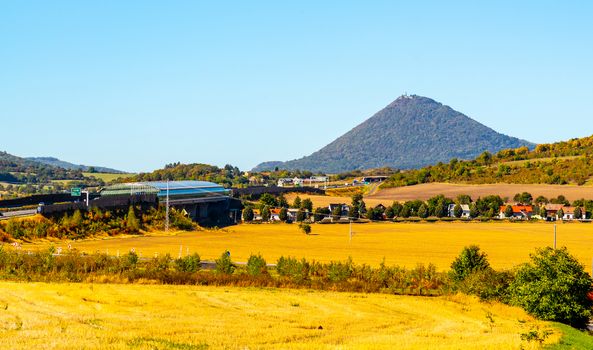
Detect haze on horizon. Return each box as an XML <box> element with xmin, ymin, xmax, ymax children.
<box><xmin>1</xmin><ymin>1</ymin><xmax>592</xmax><ymax>173</ymax></box>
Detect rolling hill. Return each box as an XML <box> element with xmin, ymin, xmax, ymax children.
<box><xmin>253</xmin><ymin>95</ymin><xmax>533</xmax><ymax>173</ymax></box>
<box><xmin>26</xmin><ymin>156</ymin><xmax>125</xmax><ymax>173</ymax></box>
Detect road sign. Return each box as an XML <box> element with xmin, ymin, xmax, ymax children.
<box><xmin>71</xmin><ymin>187</ymin><xmax>81</xmax><ymax>196</ymax></box>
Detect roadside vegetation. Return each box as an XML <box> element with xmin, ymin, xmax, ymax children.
<box><xmin>0</xmin><ymin>206</ymin><xmax>195</xmax><ymax>242</ymax></box>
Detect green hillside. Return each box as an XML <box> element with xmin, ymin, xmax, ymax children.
<box><xmin>382</xmin><ymin>135</ymin><xmax>593</xmax><ymax>188</ymax></box>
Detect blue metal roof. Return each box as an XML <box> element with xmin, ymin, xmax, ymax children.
<box><xmin>100</xmin><ymin>180</ymin><xmax>229</xmax><ymax>198</ymax></box>
<box><xmin>136</xmin><ymin>180</ymin><xmax>223</xmax><ymax>190</ymax></box>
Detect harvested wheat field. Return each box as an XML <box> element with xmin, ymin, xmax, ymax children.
<box><xmin>21</xmin><ymin>222</ymin><xmax>593</xmax><ymax>271</ymax></box>
<box><xmin>0</xmin><ymin>282</ymin><xmax>558</xmax><ymax>349</ymax></box>
<box><xmin>369</xmin><ymin>183</ymin><xmax>593</xmax><ymax>202</ymax></box>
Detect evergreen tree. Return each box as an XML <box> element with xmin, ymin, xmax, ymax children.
<box><xmin>126</xmin><ymin>206</ymin><xmax>140</xmax><ymax>231</ymax></box>
<box><xmin>242</xmin><ymin>206</ymin><xmax>254</xmax><ymax>222</ymax></box>
<box><xmin>292</xmin><ymin>196</ymin><xmax>301</xmax><ymax>209</ymax></box>
<box><xmin>261</xmin><ymin>205</ymin><xmax>271</xmax><ymax>222</ymax></box>
<box><xmin>418</xmin><ymin>204</ymin><xmax>429</xmax><ymax>218</ymax></box>
<box><xmin>279</xmin><ymin>207</ymin><xmax>288</xmax><ymax>221</ymax></box>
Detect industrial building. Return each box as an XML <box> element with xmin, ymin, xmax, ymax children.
<box><xmin>100</xmin><ymin>180</ymin><xmax>241</xmax><ymax>225</ymax></box>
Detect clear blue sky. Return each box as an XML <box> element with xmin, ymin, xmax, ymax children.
<box><xmin>1</xmin><ymin>1</ymin><xmax>592</xmax><ymax>173</ymax></box>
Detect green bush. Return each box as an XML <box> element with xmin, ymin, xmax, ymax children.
<box><xmin>246</xmin><ymin>254</ymin><xmax>267</xmax><ymax>276</ymax></box>
<box><xmin>276</xmin><ymin>256</ymin><xmax>310</xmax><ymax>283</ymax></box>
<box><xmin>509</xmin><ymin>247</ymin><xmax>593</xmax><ymax>328</ymax></box>
<box><xmin>456</xmin><ymin>268</ymin><xmax>514</xmax><ymax>302</ymax></box>
<box><xmin>175</xmin><ymin>253</ymin><xmax>201</xmax><ymax>273</ymax></box>
<box><xmin>215</xmin><ymin>251</ymin><xmax>235</xmax><ymax>275</ymax></box>
<box><xmin>450</xmin><ymin>245</ymin><xmax>490</xmax><ymax>282</ymax></box>
<box><xmin>327</xmin><ymin>257</ymin><xmax>354</xmax><ymax>283</ymax></box>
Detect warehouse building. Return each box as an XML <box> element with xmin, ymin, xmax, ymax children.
<box><xmin>101</xmin><ymin>180</ymin><xmax>241</xmax><ymax>225</ymax></box>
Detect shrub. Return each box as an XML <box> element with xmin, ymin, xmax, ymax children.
<box><xmin>299</xmin><ymin>223</ymin><xmax>311</xmax><ymax>235</ymax></box>
<box><xmin>327</xmin><ymin>257</ymin><xmax>354</xmax><ymax>283</ymax></box>
<box><xmin>456</xmin><ymin>268</ymin><xmax>514</xmax><ymax>302</ymax></box>
<box><xmin>450</xmin><ymin>245</ymin><xmax>490</xmax><ymax>282</ymax></box>
<box><xmin>246</xmin><ymin>254</ymin><xmax>267</xmax><ymax>276</ymax></box>
<box><xmin>276</xmin><ymin>256</ymin><xmax>310</xmax><ymax>283</ymax></box>
<box><xmin>509</xmin><ymin>247</ymin><xmax>593</xmax><ymax>328</ymax></box>
<box><xmin>215</xmin><ymin>251</ymin><xmax>235</xmax><ymax>274</ymax></box>
<box><xmin>175</xmin><ymin>253</ymin><xmax>201</xmax><ymax>273</ymax></box>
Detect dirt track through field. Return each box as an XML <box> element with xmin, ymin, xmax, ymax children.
<box><xmin>371</xmin><ymin>183</ymin><xmax>593</xmax><ymax>202</ymax></box>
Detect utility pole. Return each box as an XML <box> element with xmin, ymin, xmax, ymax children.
<box><xmin>349</xmin><ymin>219</ymin><xmax>353</xmax><ymax>243</ymax></box>
<box><xmin>165</xmin><ymin>180</ymin><xmax>170</xmax><ymax>232</ymax></box>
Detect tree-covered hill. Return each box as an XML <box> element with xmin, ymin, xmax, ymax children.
<box><xmin>253</xmin><ymin>95</ymin><xmax>533</xmax><ymax>173</ymax></box>
<box><xmin>0</xmin><ymin>151</ymin><xmax>84</xmax><ymax>183</ymax></box>
<box><xmin>381</xmin><ymin>135</ymin><xmax>593</xmax><ymax>188</ymax></box>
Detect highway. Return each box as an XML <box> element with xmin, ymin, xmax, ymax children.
<box><xmin>0</xmin><ymin>209</ymin><xmax>37</xmax><ymax>221</ymax></box>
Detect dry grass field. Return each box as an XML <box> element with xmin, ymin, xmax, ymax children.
<box><xmin>370</xmin><ymin>182</ymin><xmax>593</xmax><ymax>202</ymax></box>
<box><xmin>21</xmin><ymin>222</ymin><xmax>593</xmax><ymax>271</ymax></box>
<box><xmin>82</xmin><ymin>172</ymin><xmax>135</xmax><ymax>182</ymax></box>
<box><xmin>0</xmin><ymin>282</ymin><xmax>559</xmax><ymax>349</ymax></box>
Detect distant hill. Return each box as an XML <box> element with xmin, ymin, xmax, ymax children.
<box><xmin>0</xmin><ymin>151</ymin><xmax>84</xmax><ymax>183</ymax></box>
<box><xmin>26</xmin><ymin>157</ymin><xmax>125</xmax><ymax>174</ymax></box>
<box><xmin>253</xmin><ymin>95</ymin><xmax>533</xmax><ymax>173</ymax></box>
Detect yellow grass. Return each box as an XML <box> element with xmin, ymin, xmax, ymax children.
<box><xmin>82</xmin><ymin>172</ymin><xmax>135</xmax><ymax>182</ymax></box>
<box><xmin>21</xmin><ymin>222</ymin><xmax>593</xmax><ymax>271</ymax></box>
<box><xmin>0</xmin><ymin>282</ymin><xmax>558</xmax><ymax>349</ymax></box>
<box><xmin>371</xmin><ymin>182</ymin><xmax>593</xmax><ymax>202</ymax></box>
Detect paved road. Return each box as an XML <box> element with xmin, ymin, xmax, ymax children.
<box><xmin>0</xmin><ymin>209</ymin><xmax>37</xmax><ymax>220</ymax></box>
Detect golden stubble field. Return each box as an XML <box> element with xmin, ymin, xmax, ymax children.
<box><xmin>21</xmin><ymin>222</ymin><xmax>593</xmax><ymax>271</ymax></box>
<box><xmin>369</xmin><ymin>182</ymin><xmax>593</xmax><ymax>202</ymax></box>
<box><xmin>0</xmin><ymin>282</ymin><xmax>558</xmax><ymax>349</ymax></box>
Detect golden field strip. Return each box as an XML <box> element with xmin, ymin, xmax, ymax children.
<box><xmin>20</xmin><ymin>222</ymin><xmax>593</xmax><ymax>271</ymax></box>
<box><xmin>369</xmin><ymin>182</ymin><xmax>593</xmax><ymax>202</ymax></box>
<box><xmin>0</xmin><ymin>282</ymin><xmax>558</xmax><ymax>349</ymax></box>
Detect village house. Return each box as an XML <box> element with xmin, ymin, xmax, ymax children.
<box><xmin>543</xmin><ymin>204</ymin><xmax>585</xmax><ymax>221</ymax></box>
<box><xmin>447</xmin><ymin>204</ymin><xmax>471</xmax><ymax>218</ymax></box>
<box><xmin>328</xmin><ymin>203</ymin><xmax>350</xmax><ymax>221</ymax></box>
<box><xmin>270</xmin><ymin>208</ymin><xmax>282</xmax><ymax>221</ymax></box>
<box><xmin>498</xmin><ymin>205</ymin><xmax>534</xmax><ymax>220</ymax></box>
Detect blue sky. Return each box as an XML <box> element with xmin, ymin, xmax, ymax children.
<box><xmin>1</xmin><ymin>1</ymin><xmax>592</xmax><ymax>172</ymax></box>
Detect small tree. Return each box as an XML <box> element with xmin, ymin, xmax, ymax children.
<box><xmin>574</xmin><ymin>207</ymin><xmax>583</xmax><ymax>220</ymax></box>
<box><xmin>126</xmin><ymin>206</ymin><xmax>140</xmax><ymax>231</ymax></box>
<box><xmin>279</xmin><ymin>207</ymin><xmax>288</xmax><ymax>222</ymax></box>
<box><xmin>557</xmin><ymin>208</ymin><xmax>564</xmax><ymax>220</ymax></box>
<box><xmin>71</xmin><ymin>210</ymin><xmax>83</xmax><ymax>227</ymax></box>
<box><xmin>504</xmin><ymin>205</ymin><xmax>514</xmax><ymax>218</ymax></box>
<box><xmin>277</xmin><ymin>194</ymin><xmax>289</xmax><ymax>208</ymax></box>
<box><xmin>301</xmin><ymin>198</ymin><xmax>313</xmax><ymax>212</ymax></box>
<box><xmin>215</xmin><ymin>251</ymin><xmax>235</xmax><ymax>274</ymax></box>
<box><xmin>296</xmin><ymin>209</ymin><xmax>306</xmax><ymax>222</ymax></box>
<box><xmin>292</xmin><ymin>196</ymin><xmax>302</xmax><ymax>209</ymax></box>
<box><xmin>242</xmin><ymin>206</ymin><xmax>254</xmax><ymax>222</ymax></box>
<box><xmin>454</xmin><ymin>203</ymin><xmax>463</xmax><ymax>218</ymax></box>
<box><xmin>246</xmin><ymin>254</ymin><xmax>268</xmax><ymax>276</ymax></box>
<box><xmin>450</xmin><ymin>245</ymin><xmax>490</xmax><ymax>282</ymax></box>
<box><xmin>469</xmin><ymin>203</ymin><xmax>479</xmax><ymax>218</ymax></box>
<box><xmin>418</xmin><ymin>204</ymin><xmax>429</xmax><ymax>218</ymax></box>
<box><xmin>299</xmin><ymin>223</ymin><xmax>312</xmax><ymax>235</ymax></box>
<box><xmin>261</xmin><ymin>205</ymin><xmax>271</xmax><ymax>222</ymax></box>
<box><xmin>509</xmin><ymin>247</ymin><xmax>593</xmax><ymax>328</ymax></box>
